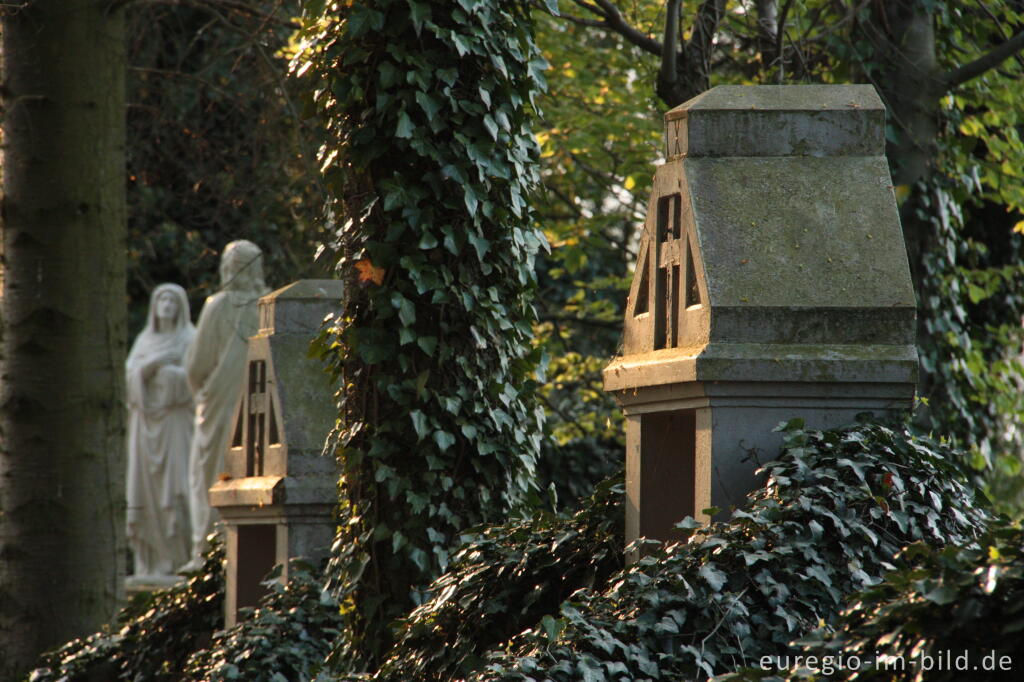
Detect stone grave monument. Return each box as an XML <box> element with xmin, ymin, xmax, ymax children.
<box><xmin>603</xmin><ymin>85</ymin><xmax>918</xmax><ymax>553</ymax></box>
<box><xmin>209</xmin><ymin>279</ymin><xmax>342</xmax><ymax>626</ymax></box>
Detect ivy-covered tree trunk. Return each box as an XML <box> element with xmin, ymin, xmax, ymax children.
<box><xmin>295</xmin><ymin>0</ymin><xmax>547</xmax><ymax>667</ymax></box>
<box><xmin>0</xmin><ymin>1</ymin><xmax>127</xmax><ymax>678</ymax></box>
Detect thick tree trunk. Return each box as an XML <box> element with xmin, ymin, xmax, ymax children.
<box><xmin>875</xmin><ymin>6</ymin><xmax>941</xmax><ymax>187</ymax></box>
<box><xmin>862</xmin><ymin>1</ymin><xmax>944</xmax><ymax>286</ymax></box>
<box><xmin>0</xmin><ymin>1</ymin><xmax>127</xmax><ymax>678</ymax></box>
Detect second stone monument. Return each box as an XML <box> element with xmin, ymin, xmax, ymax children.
<box><xmin>209</xmin><ymin>279</ymin><xmax>342</xmax><ymax>626</ymax></box>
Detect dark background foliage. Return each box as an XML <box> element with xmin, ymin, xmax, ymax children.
<box><xmin>125</xmin><ymin>0</ymin><xmax>326</xmax><ymax>331</ymax></box>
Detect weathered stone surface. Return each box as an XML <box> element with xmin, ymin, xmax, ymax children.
<box><xmin>665</xmin><ymin>84</ymin><xmax>884</xmax><ymax>158</ymax></box>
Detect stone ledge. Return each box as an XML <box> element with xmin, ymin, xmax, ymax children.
<box><xmin>603</xmin><ymin>342</ymin><xmax>918</xmax><ymax>391</ymax></box>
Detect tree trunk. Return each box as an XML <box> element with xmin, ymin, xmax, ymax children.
<box><xmin>0</xmin><ymin>1</ymin><xmax>127</xmax><ymax>678</ymax></box>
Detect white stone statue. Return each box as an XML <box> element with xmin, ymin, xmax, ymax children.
<box><xmin>126</xmin><ymin>283</ymin><xmax>196</xmax><ymax>579</ymax></box>
<box><xmin>183</xmin><ymin>240</ymin><xmax>269</xmax><ymax>567</ymax></box>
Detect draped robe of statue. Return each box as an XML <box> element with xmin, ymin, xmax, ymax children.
<box><xmin>126</xmin><ymin>283</ymin><xmax>196</xmax><ymax>578</ymax></box>
<box><xmin>184</xmin><ymin>240</ymin><xmax>269</xmax><ymax>565</ymax></box>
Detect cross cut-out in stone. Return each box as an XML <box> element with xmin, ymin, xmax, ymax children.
<box><xmin>246</xmin><ymin>359</ymin><xmax>268</xmax><ymax>476</ymax></box>
<box><xmin>654</xmin><ymin>193</ymin><xmax>684</xmax><ymax>349</ymax></box>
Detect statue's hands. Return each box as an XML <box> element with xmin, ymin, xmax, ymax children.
<box><xmin>142</xmin><ymin>351</ymin><xmax>179</xmax><ymax>380</ymax></box>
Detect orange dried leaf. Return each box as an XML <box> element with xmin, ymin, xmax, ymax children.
<box><xmin>356</xmin><ymin>258</ymin><xmax>385</xmax><ymax>286</ymax></box>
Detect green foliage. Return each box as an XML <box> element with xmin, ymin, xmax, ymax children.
<box><xmin>474</xmin><ymin>420</ymin><xmax>991</xmax><ymax>681</ymax></box>
<box><xmin>28</xmin><ymin>539</ymin><xmax>224</xmax><ymax>682</ymax></box>
<box><xmin>911</xmin><ymin>178</ymin><xmax>1024</xmax><ymax>515</ymax></box>
<box><xmin>183</xmin><ymin>561</ymin><xmax>343</xmax><ymax>682</ymax></box>
<box><xmin>722</xmin><ymin>522</ymin><xmax>1024</xmax><ymax>681</ymax></box>
<box><xmin>125</xmin><ymin>0</ymin><xmax>325</xmax><ymax>329</ymax></box>
<box><xmin>293</xmin><ymin>0</ymin><xmax>548</xmax><ymax>665</ymax></box>
<box><xmin>530</xmin><ymin>9</ymin><xmax>662</xmax><ymax>508</ymax></box>
<box><xmin>371</xmin><ymin>476</ymin><xmax>624</xmax><ymax>681</ymax></box>
<box><xmin>906</xmin><ymin>4</ymin><xmax>1024</xmax><ymax>515</ymax></box>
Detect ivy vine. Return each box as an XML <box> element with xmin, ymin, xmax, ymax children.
<box><xmin>373</xmin><ymin>476</ymin><xmax>624</xmax><ymax>681</ymax></box>
<box><xmin>293</xmin><ymin>0</ymin><xmax>551</xmax><ymax>665</ymax></box>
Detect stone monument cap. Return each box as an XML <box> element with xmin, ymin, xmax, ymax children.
<box><xmin>664</xmin><ymin>84</ymin><xmax>885</xmax><ymax>158</ymax></box>
<box><xmin>258</xmin><ymin>279</ymin><xmax>345</xmax><ymax>335</ymax></box>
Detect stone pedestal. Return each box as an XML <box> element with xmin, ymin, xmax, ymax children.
<box><xmin>603</xmin><ymin>85</ymin><xmax>917</xmax><ymax>556</ymax></box>
<box><xmin>209</xmin><ymin>279</ymin><xmax>342</xmax><ymax>626</ymax></box>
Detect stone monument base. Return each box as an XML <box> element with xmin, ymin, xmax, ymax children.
<box><xmin>125</xmin><ymin>573</ymin><xmax>184</xmax><ymax>597</ymax></box>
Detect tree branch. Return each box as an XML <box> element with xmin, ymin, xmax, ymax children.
<box><xmin>943</xmin><ymin>29</ymin><xmax>1024</xmax><ymax>90</ymax></box>
<box><xmin>555</xmin><ymin>10</ymin><xmax>606</xmax><ymax>29</ymax></box>
<box><xmin>774</xmin><ymin>0</ymin><xmax>794</xmax><ymax>81</ymax></box>
<box><xmin>659</xmin><ymin>0</ymin><xmax>683</xmax><ymax>91</ymax></box>
<box><xmin>688</xmin><ymin>0</ymin><xmax>727</xmax><ymax>66</ymax></box>
<box><xmin>570</xmin><ymin>0</ymin><xmax>663</xmax><ymax>56</ymax></box>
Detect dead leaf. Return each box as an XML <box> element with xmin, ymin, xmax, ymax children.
<box><xmin>355</xmin><ymin>258</ymin><xmax>385</xmax><ymax>286</ymax></box>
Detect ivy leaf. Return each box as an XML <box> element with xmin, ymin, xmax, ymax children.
<box><xmin>416</xmin><ymin>91</ymin><xmax>442</xmax><ymax>120</ymax></box>
<box><xmin>433</xmin><ymin>430</ymin><xmax>456</xmax><ymax>452</ymax></box>
<box><xmin>418</xmin><ymin>232</ymin><xmax>438</xmax><ymax>249</ymax></box>
<box><xmin>396</xmin><ymin>111</ymin><xmax>415</xmax><ymax>138</ymax></box>
<box><xmin>923</xmin><ymin>584</ymin><xmax>959</xmax><ymax>605</ymax></box>
<box><xmin>391</xmin><ymin>292</ymin><xmax>416</xmax><ymax>325</ymax></box>
<box><xmin>417</xmin><ymin>335</ymin><xmax>437</xmax><ymax>356</ymax></box>
<box><xmin>450</xmin><ymin>31</ymin><xmax>471</xmax><ymax>57</ymax></box>
<box><xmin>482</xmin><ymin>114</ymin><xmax>498</xmax><ymax>140</ymax></box>
<box><xmin>699</xmin><ymin>562</ymin><xmax>727</xmax><ymax>592</ymax></box>
<box><xmin>463</xmin><ymin>186</ymin><xmax>479</xmax><ymax>214</ymax></box>
<box><xmin>410</xmin><ymin>410</ymin><xmax>429</xmax><ymax>440</ymax></box>
<box><xmin>541</xmin><ymin>614</ymin><xmax>564</xmax><ymax>641</ymax></box>
<box><xmin>468</xmin><ymin>232</ymin><xmax>490</xmax><ymax>259</ymax></box>
<box><xmin>408</xmin><ymin>0</ymin><xmax>431</xmax><ymax>36</ymax></box>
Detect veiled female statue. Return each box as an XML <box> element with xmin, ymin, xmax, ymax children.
<box><xmin>126</xmin><ymin>283</ymin><xmax>196</xmax><ymax>578</ymax></box>
<box><xmin>183</xmin><ymin>239</ymin><xmax>269</xmax><ymax>568</ymax></box>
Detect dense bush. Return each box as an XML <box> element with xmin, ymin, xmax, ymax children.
<box><xmin>29</xmin><ymin>539</ymin><xmax>224</xmax><ymax>681</ymax></box>
<box><xmin>368</xmin><ymin>476</ymin><xmax>624</xmax><ymax>681</ymax></box>
<box><xmin>722</xmin><ymin>522</ymin><xmax>1024</xmax><ymax>681</ymax></box>
<box><xmin>472</xmin><ymin>420</ymin><xmax>992</xmax><ymax>681</ymax></box>
<box><xmin>183</xmin><ymin>561</ymin><xmax>342</xmax><ymax>682</ymax></box>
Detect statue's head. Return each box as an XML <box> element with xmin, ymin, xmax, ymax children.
<box><xmin>149</xmin><ymin>282</ymin><xmax>191</xmax><ymax>334</ymax></box>
<box><xmin>219</xmin><ymin>239</ymin><xmax>266</xmax><ymax>293</ymax></box>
